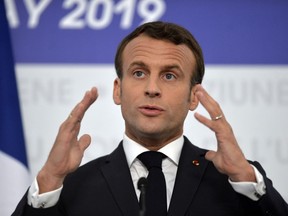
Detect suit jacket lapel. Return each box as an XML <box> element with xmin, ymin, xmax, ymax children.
<box><xmin>101</xmin><ymin>143</ymin><xmax>140</xmax><ymax>216</ymax></box>
<box><xmin>168</xmin><ymin>137</ymin><xmax>209</xmax><ymax>215</ymax></box>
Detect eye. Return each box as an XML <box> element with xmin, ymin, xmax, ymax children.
<box><xmin>133</xmin><ymin>71</ymin><xmax>145</xmax><ymax>78</ymax></box>
<box><xmin>163</xmin><ymin>73</ymin><xmax>176</xmax><ymax>81</ymax></box>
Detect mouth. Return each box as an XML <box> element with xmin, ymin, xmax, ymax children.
<box><xmin>138</xmin><ymin>105</ymin><xmax>164</xmax><ymax>116</ymax></box>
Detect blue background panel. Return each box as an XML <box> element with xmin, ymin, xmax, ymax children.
<box><xmin>8</xmin><ymin>0</ymin><xmax>288</xmax><ymax>64</ymax></box>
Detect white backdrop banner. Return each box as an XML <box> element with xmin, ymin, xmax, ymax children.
<box><xmin>16</xmin><ymin>64</ymin><xmax>288</xmax><ymax>201</ymax></box>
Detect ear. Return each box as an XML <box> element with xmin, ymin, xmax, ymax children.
<box><xmin>189</xmin><ymin>85</ymin><xmax>199</xmax><ymax>111</ymax></box>
<box><xmin>113</xmin><ymin>78</ymin><xmax>121</xmax><ymax>105</ymax></box>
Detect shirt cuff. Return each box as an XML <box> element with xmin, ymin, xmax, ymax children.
<box><xmin>229</xmin><ymin>165</ymin><xmax>266</xmax><ymax>201</ymax></box>
<box><xmin>27</xmin><ymin>177</ymin><xmax>63</xmax><ymax>208</ymax></box>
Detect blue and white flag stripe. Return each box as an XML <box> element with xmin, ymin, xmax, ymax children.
<box><xmin>0</xmin><ymin>1</ymin><xmax>30</xmax><ymax>215</ymax></box>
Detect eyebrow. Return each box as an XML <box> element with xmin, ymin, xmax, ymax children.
<box><xmin>160</xmin><ymin>64</ymin><xmax>182</xmax><ymax>72</ymax></box>
<box><xmin>128</xmin><ymin>61</ymin><xmax>182</xmax><ymax>73</ymax></box>
<box><xmin>128</xmin><ymin>61</ymin><xmax>149</xmax><ymax>70</ymax></box>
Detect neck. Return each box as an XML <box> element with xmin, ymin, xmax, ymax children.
<box><xmin>125</xmin><ymin>131</ymin><xmax>182</xmax><ymax>151</ymax></box>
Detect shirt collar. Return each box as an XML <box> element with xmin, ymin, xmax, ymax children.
<box><xmin>123</xmin><ymin>133</ymin><xmax>184</xmax><ymax>167</ymax></box>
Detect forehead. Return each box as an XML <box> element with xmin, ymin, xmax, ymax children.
<box><xmin>122</xmin><ymin>35</ymin><xmax>196</xmax><ymax>72</ymax></box>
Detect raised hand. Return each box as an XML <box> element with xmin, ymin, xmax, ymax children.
<box><xmin>193</xmin><ymin>84</ymin><xmax>256</xmax><ymax>183</ymax></box>
<box><xmin>37</xmin><ymin>87</ymin><xmax>98</xmax><ymax>193</ymax></box>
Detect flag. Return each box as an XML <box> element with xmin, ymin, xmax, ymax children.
<box><xmin>0</xmin><ymin>1</ymin><xmax>30</xmax><ymax>215</ymax></box>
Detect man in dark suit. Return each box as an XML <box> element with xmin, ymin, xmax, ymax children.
<box><xmin>12</xmin><ymin>21</ymin><xmax>288</xmax><ymax>216</ymax></box>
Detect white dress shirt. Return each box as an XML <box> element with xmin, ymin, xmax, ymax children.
<box><xmin>123</xmin><ymin>134</ymin><xmax>183</xmax><ymax>208</ymax></box>
<box><xmin>28</xmin><ymin>134</ymin><xmax>266</xmax><ymax>208</ymax></box>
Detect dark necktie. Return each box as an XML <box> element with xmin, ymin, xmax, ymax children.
<box><xmin>137</xmin><ymin>151</ymin><xmax>167</xmax><ymax>216</ymax></box>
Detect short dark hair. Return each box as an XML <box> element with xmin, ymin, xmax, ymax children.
<box><xmin>114</xmin><ymin>21</ymin><xmax>205</xmax><ymax>86</ymax></box>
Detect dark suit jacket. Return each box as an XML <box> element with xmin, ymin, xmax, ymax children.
<box><xmin>12</xmin><ymin>137</ymin><xmax>288</xmax><ymax>216</ymax></box>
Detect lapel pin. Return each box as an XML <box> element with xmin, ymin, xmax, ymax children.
<box><xmin>192</xmin><ymin>160</ymin><xmax>200</xmax><ymax>166</ymax></box>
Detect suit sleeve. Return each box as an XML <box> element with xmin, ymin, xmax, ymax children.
<box><xmin>11</xmin><ymin>189</ymin><xmax>63</xmax><ymax>216</ymax></box>
<box><xmin>252</xmin><ymin>161</ymin><xmax>288</xmax><ymax>216</ymax></box>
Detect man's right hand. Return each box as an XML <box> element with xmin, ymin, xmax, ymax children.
<box><xmin>37</xmin><ymin>87</ymin><xmax>98</xmax><ymax>194</ymax></box>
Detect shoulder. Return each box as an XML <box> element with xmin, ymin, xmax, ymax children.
<box><xmin>64</xmin><ymin>142</ymin><xmax>125</xmax><ymax>184</ymax></box>
<box><xmin>63</xmin><ymin>155</ymin><xmax>109</xmax><ymax>188</ymax></box>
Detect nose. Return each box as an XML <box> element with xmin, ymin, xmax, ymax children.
<box><xmin>145</xmin><ymin>77</ymin><xmax>161</xmax><ymax>98</ymax></box>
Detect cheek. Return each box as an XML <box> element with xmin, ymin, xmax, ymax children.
<box><xmin>120</xmin><ymin>98</ymin><xmax>139</xmax><ymax>124</ymax></box>
<box><xmin>168</xmin><ymin>92</ymin><xmax>191</xmax><ymax>115</ymax></box>
<box><xmin>121</xmin><ymin>82</ymin><xmax>142</xmax><ymax>101</ymax></box>
<box><xmin>171</xmin><ymin>89</ymin><xmax>191</xmax><ymax>105</ymax></box>
<box><xmin>119</xmin><ymin>90</ymin><xmax>138</xmax><ymax>114</ymax></box>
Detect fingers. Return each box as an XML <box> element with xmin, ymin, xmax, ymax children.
<box><xmin>193</xmin><ymin>85</ymin><xmax>225</xmax><ymax>131</ymax></box>
<box><xmin>194</xmin><ymin>84</ymin><xmax>223</xmax><ymax>119</ymax></box>
<box><xmin>68</xmin><ymin>87</ymin><xmax>98</xmax><ymax>124</ymax></box>
<box><xmin>55</xmin><ymin>87</ymin><xmax>98</xmax><ymax>150</ymax></box>
<box><xmin>66</xmin><ymin>87</ymin><xmax>98</xmax><ymax>142</ymax></box>
<box><xmin>61</xmin><ymin>87</ymin><xmax>98</xmax><ymax>132</ymax></box>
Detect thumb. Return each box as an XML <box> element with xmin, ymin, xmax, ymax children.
<box><xmin>205</xmin><ymin>150</ymin><xmax>216</xmax><ymax>161</ymax></box>
<box><xmin>78</xmin><ymin>134</ymin><xmax>91</xmax><ymax>151</ymax></box>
